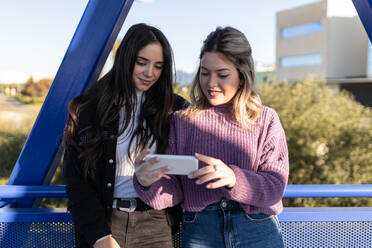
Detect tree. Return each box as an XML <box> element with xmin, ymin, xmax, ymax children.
<box><xmin>259</xmin><ymin>78</ymin><xmax>372</xmax><ymax>207</ymax></box>
<box><xmin>21</xmin><ymin>78</ymin><xmax>53</xmax><ymax>97</ymax></box>
<box><xmin>21</xmin><ymin>76</ymin><xmax>35</xmax><ymax>96</ymax></box>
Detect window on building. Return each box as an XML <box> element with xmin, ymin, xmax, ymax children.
<box><xmin>280</xmin><ymin>54</ymin><xmax>322</xmax><ymax>67</ymax></box>
<box><xmin>367</xmin><ymin>41</ymin><xmax>372</xmax><ymax>77</ymax></box>
<box><xmin>281</xmin><ymin>22</ymin><xmax>322</xmax><ymax>39</ymax></box>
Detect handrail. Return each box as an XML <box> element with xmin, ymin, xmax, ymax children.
<box><xmin>284</xmin><ymin>184</ymin><xmax>372</xmax><ymax>198</ymax></box>
<box><xmin>0</xmin><ymin>185</ymin><xmax>66</xmax><ymax>198</ymax></box>
<box><xmin>1</xmin><ymin>184</ymin><xmax>372</xmax><ymax>199</ymax></box>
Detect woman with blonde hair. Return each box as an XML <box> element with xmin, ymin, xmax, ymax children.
<box><xmin>134</xmin><ymin>26</ymin><xmax>289</xmax><ymax>248</ymax></box>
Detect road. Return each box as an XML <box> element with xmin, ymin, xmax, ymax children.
<box><xmin>0</xmin><ymin>94</ymin><xmax>39</xmax><ymax>126</ymax></box>
<box><xmin>0</xmin><ymin>94</ymin><xmax>36</xmax><ymax>112</ymax></box>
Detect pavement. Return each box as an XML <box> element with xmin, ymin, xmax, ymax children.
<box><xmin>0</xmin><ymin>94</ymin><xmax>35</xmax><ymax>112</ymax></box>
<box><xmin>0</xmin><ymin>95</ymin><xmax>39</xmax><ymax>125</ymax></box>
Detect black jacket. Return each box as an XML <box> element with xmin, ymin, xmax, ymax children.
<box><xmin>63</xmin><ymin>94</ymin><xmax>188</xmax><ymax>247</ymax></box>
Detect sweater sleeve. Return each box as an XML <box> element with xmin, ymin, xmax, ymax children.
<box><xmin>134</xmin><ymin>114</ymin><xmax>183</xmax><ymax>209</ymax></box>
<box><xmin>221</xmin><ymin>110</ymin><xmax>289</xmax><ymax>207</ymax></box>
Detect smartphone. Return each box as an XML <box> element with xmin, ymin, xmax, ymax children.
<box><xmin>145</xmin><ymin>154</ymin><xmax>198</xmax><ymax>175</ymax></box>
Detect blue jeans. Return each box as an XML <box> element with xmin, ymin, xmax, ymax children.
<box><xmin>182</xmin><ymin>199</ymin><xmax>284</xmax><ymax>248</ymax></box>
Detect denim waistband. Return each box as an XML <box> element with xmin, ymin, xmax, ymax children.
<box><xmin>203</xmin><ymin>199</ymin><xmax>241</xmax><ymax>211</ymax></box>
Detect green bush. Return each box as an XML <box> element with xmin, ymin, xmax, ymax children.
<box><xmin>13</xmin><ymin>95</ymin><xmax>43</xmax><ymax>105</ymax></box>
<box><xmin>0</xmin><ymin>132</ymin><xmax>27</xmax><ymax>185</ymax></box>
<box><xmin>0</xmin><ymin>113</ymin><xmax>34</xmax><ymax>184</ymax></box>
<box><xmin>0</xmin><ymin>105</ymin><xmax>66</xmax><ymax>207</ymax></box>
<box><xmin>259</xmin><ymin>78</ymin><xmax>372</xmax><ymax>207</ymax></box>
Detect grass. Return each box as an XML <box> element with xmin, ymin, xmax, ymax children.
<box><xmin>0</xmin><ymin>110</ymin><xmax>36</xmax><ymax>183</ymax></box>
<box><xmin>13</xmin><ymin>95</ymin><xmax>44</xmax><ymax>106</ymax></box>
<box><xmin>0</xmin><ymin>100</ymin><xmax>67</xmax><ymax>207</ymax></box>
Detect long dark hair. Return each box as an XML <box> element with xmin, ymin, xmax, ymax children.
<box><xmin>184</xmin><ymin>26</ymin><xmax>262</xmax><ymax>128</ymax></box>
<box><xmin>65</xmin><ymin>23</ymin><xmax>174</xmax><ymax>180</ymax></box>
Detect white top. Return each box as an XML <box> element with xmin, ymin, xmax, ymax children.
<box><xmin>113</xmin><ymin>90</ymin><xmax>156</xmax><ymax>198</ymax></box>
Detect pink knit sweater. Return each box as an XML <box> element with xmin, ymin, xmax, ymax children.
<box><xmin>134</xmin><ymin>104</ymin><xmax>289</xmax><ymax>215</ymax></box>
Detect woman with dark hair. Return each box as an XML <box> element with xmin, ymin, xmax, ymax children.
<box><xmin>63</xmin><ymin>23</ymin><xmax>187</xmax><ymax>248</ymax></box>
<box><xmin>134</xmin><ymin>26</ymin><xmax>289</xmax><ymax>248</ymax></box>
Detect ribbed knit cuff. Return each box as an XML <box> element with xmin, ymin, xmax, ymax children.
<box><xmin>137</xmin><ymin>181</ymin><xmax>150</xmax><ymax>191</ymax></box>
<box><xmin>221</xmin><ymin>164</ymin><xmax>252</xmax><ymax>202</ymax></box>
<box><xmin>133</xmin><ymin>175</ymin><xmax>153</xmax><ymax>194</ymax></box>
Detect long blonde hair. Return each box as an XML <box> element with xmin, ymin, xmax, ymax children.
<box><xmin>183</xmin><ymin>26</ymin><xmax>262</xmax><ymax>129</ymax></box>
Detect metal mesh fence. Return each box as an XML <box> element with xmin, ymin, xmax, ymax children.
<box><xmin>1</xmin><ymin>221</ymin><xmax>371</xmax><ymax>247</ymax></box>
<box><xmin>281</xmin><ymin>221</ymin><xmax>372</xmax><ymax>248</ymax></box>
<box><xmin>0</xmin><ymin>222</ymin><xmax>74</xmax><ymax>248</ymax></box>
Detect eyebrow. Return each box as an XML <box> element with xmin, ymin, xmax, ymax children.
<box><xmin>200</xmin><ymin>66</ymin><xmax>231</xmax><ymax>72</ymax></box>
<box><xmin>137</xmin><ymin>56</ymin><xmax>164</xmax><ymax>64</ymax></box>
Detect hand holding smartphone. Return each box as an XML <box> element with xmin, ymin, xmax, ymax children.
<box><xmin>145</xmin><ymin>154</ymin><xmax>198</xmax><ymax>175</ymax></box>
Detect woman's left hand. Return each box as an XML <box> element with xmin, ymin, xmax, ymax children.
<box><xmin>189</xmin><ymin>153</ymin><xmax>236</xmax><ymax>189</ymax></box>
<box><xmin>134</xmin><ymin>149</ymin><xmax>170</xmax><ymax>187</ymax></box>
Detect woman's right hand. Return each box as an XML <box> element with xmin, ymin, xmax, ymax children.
<box><xmin>134</xmin><ymin>149</ymin><xmax>170</xmax><ymax>187</ymax></box>
<box><xmin>93</xmin><ymin>236</ymin><xmax>120</xmax><ymax>248</ymax></box>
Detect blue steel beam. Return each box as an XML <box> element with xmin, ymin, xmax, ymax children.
<box><xmin>4</xmin><ymin>0</ymin><xmax>134</xmax><ymax>207</ymax></box>
<box><xmin>353</xmin><ymin>0</ymin><xmax>372</xmax><ymax>41</ymax></box>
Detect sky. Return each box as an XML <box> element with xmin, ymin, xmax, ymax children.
<box><xmin>0</xmin><ymin>0</ymin><xmax>319</xmax><ymax>84</ymax></box>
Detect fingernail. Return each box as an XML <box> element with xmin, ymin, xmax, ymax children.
<box><xmin>195</xmin><ymin>153</ymin><xmax>199</xmax><ymax>156</ymax></box>
<box><xmin>188</xmin><ymin>173</ymin><xmax>193</xmax><ymax>178</ymax></box>
<box><xmin>195</xmin><ymin>180</ymin><xmax>200</xmax><ymax>184</ymax></box>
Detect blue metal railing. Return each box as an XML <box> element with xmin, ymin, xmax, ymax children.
<box><xmin>2</xmin><ymin>184</ymin><xmax>371</xmax><ymax>222</ymax></box>
<box><xmin>2</xmin><ymin>184</ymin><xmax>372</xmax><ymax>199</ymax></box>
<box><xmin>1</xmin><ymin>184</ymin><xmax>372</xmax><ymax>223</ymax></box>
<box><xmin>0</xmin><ymin>185</ymin><xmax>67</xmax><ymax>199</ymax></box>
<box><xmin>1</xmin><ymin>184</ymin><xmax>371</xmax><ymax>247</ymax></box>
<box><xmin>284</xmin><ymin>184</ymin><xmax>372</xmax><ymax>198</ymax></box>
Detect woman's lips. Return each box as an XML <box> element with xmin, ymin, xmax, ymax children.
<box><xmin>208</xmin><ymin>90</ymin><xmax>222</xmax><ymax>97</ymax></box>
<box><xmin>140</xmin><ymin>79</ymin><xmax>153</xmax><ymax>86</ymax></box>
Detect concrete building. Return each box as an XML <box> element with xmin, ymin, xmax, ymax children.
<box><xmin>275</xmin><ymin>0</ymin><xmax>372</xmax><ymax>106</ymax></box>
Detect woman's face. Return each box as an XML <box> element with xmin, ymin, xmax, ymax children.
<box><xmin>199</xmin><ymin>52</ymin><xmax>241</xmax><ymax>106</ymax></box>
<box><xmin>132</xmin><ymin>42</ymin><xmax>164</xmax><ymax>92</ymax></box>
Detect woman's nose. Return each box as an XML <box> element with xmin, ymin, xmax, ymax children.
<box><xmin>143</xmin><ymin>65</ymin><xmax>153</xmax><ymax>77</ymax></box>
<box><xmin>207</xmin><ymin>74</ymin><xmax>218</xmax><ymax>87</ymax></box>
